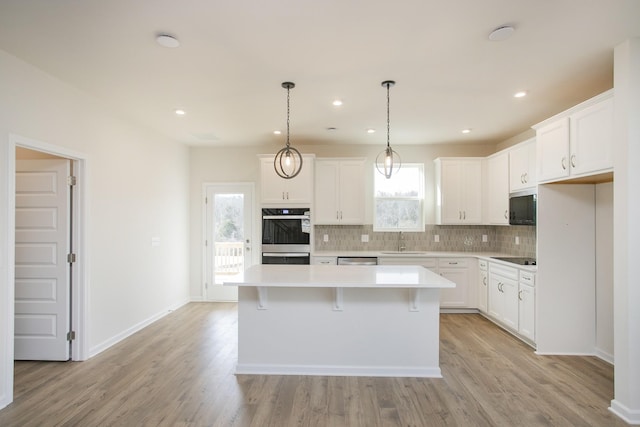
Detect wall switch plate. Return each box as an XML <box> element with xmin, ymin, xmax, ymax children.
<box><xmin>482</xmin><ymin>234</ymin><xmax>488</xmax><ymax>243</ymax></box>
<box><xmin>515</xmin><ymin>236</ymin><xmax>520</xmax><ymax>245</ymax></box>
<box><xmin>434</xmin><ymin>234</ymin><xmax>440</xmax><ymax>243</ymax></box>
<box><xmin>323</xmin><ymin>234</ymin><xmax>329</xmax><ymax>242</ymax></box>
<box><xmin>361</xmin><ymin>234</ymin><xmax>369</xmax><ymax>243</ymax></box>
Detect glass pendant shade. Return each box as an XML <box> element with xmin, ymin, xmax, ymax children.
<box><xmin>376</xmin><ymin>145</ymin><xmax>401</xmax><ymax>179</ymax></box>
<box><xmin>274</xmin><ymin>81</ymin><xmax>303</xmax><ymax>179</ymax></box>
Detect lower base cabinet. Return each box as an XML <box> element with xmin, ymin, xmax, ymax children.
<box><xmin>478</xmin><ymin>259</ymin><xmax>488</xmax><ymax>313</ymax></box>
<box><xmin>488</xmin><ymin>263</ymin><xmax>519</xmax><ymax>331</ymax></box>
<box><xmin>378</xmin><ymin>257</ymin><xmax>474</xmax><ymax>309</ymax></box>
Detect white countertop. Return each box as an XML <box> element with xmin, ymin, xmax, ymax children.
<box><xmin>312</xmin><ymin>251</ymin><xmax>537</xmax><ymax>271</ymax></box>
<box><xmin>228</xmin><ymin>264</ymin><xmax>456</xmax><ymax>289</ymax></box>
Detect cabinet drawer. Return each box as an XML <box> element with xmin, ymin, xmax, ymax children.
<box><xmin>489</xmin><ymin>262</ymin><xmax>518</xmax><ymax>280</ymax></box>
<box><xmin>439</xmin><ymin>258</ymin><xmax>468</xmax><ymax>268</ymax></box>
<box><xmin>519</xmin><ymin>270</ymin><xmax>535</xmax><ymax>286</ymax></box>
<box><xmin>478</xmin><ymin>259</ymin><xmax>488</xmax><ymax>271</ymax></box>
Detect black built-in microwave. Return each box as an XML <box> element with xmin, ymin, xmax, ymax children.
<box><xmin>509</xmin><ymin>190</ymin><xmax>536</xmax><ymax>226</ymax></box>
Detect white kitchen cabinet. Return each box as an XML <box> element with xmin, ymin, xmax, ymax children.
<box><xmin>478</xmin><ymin>259</ymin><xmax>488</xmax><ymax>314</ymax></box>
<box><xmin>260</xmin><ymin>155</ymin><xmax>314</xmax><ymax>205</ymax></box>
<box><xmin>488</xmin><ymin>262</ymin><xmax>518</xmax><ymax>331</ymax></box>
<box><xmin>518</xmin><ymin>272</ymin><xmax>535</xmax><ymax>342</ymax></box>
<box><xmin>314</xmin><ymin>159</ymin><xmax>365</xmax><ymax>224</ymax></box>
<box><xmin>434</xmin><ymin>158</ymin><xmax>482</xmax><ymax>224</ymax></box>
<box><xmin>534</xmin><ymin>90</ymin><xmax>613</xmax><ymax>184</ymax></box>
<box><xmin>378</xmin><ymin>256</ymin><xmax>473</xmax><ymax>309</ymax></box>
<box><xmin>311</xmin><ymin>256</ymin><xmax>337</xmax><ymax>265</ymax></box>
<box><xmin>486</xmin><ymin>152</ymin><xmax>509</xmax><ymax>225</ymax></box>
<box><xmin>509</xmin><ymin>138</ymin><xmax>536</xmax><ymax>192</ymax></box>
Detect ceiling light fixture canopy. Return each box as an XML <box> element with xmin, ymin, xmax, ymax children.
<box><xmin>376</xmin><ymin>80</ymin><xmax>401</xmax><ymax>179</ymax></box>
<box><xmin>274</xmin><ymin>82</ymin><xmax>303</xmax><ymax>179</ymax></box>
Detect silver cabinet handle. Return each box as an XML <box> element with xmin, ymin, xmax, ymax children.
<box><xmin>521</xmin><ymin>173</ymin><xmax>525</xmax><ymax>184</ymax></box>
<box><xmin>561</xmin><ymin>157</ymin><xmax>567</xmax><ymax>170</ymax></box>
<box><xmin>482</xmin><ymin>276</ymin><xmax>487</xmax><ymax>286</ymax></box>
<box><xmin>504</xmin><ymin>209</ymin><xmax>508</xmax><ymax>219</ymax></box>
<box><xmin>523</xmin><ymin>172</ymin><xmax>528</xmax><ymax>183</ymax></box>
<box><xmin>459</xmin><ymin>211</ymin><xmax>462</xmax><ymax>220</ymax></box>
<box><xmin>518</xmin><ymin>290</ymin><xmax>523</xmax><ymax>301</ymax></box>
<box><xmin>463</xmin><ymin>211</ymin><xmax>466</xmax><ymax>220</ymax></box>
<box><xmin>336</xmin><ymin>211</ymin><xmax>339</xmax><ymax>220</ymax></box>
<box><xmin>571</xmin><ymin>154</ymin><xmax>576</xmax><ymax>168</ymax></box>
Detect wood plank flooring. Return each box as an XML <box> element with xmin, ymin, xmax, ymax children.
<box><xmin>0</xmin><ymin>303</ymin><xmax>626</xmax><ymax>426</ymax></box>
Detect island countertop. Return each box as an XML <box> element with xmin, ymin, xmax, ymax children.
<box><xmin>230</xmin><ymin>264</ymin><xmax>456</xmax><ymax>289</ymax></box>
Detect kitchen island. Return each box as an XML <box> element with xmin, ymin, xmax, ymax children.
<box><xmin>227</xmin><ymin>264</ymin><xmax>455</xmax><ymax>377</ymax></box>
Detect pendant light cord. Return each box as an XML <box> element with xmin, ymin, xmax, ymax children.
<box><xmin>286</xmin><ymin>85</ymin><xmax>291</xmax><ymax>148</ymax></box>
<box><xmin>386</xmin><ymin>82</ymin><xmax>391</xmax><ymax>149</ymax></box>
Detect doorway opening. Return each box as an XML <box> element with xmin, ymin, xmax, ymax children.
<box><xmin>12</xmin><ymin>136</ymin><xmax>87</xmax><ymax>362</ymax></box>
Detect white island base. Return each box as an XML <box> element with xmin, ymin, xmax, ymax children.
<box><xmin>230</xmin><ymin>265</ymin><xmax>455</xmax><ymax>378</ymax></box>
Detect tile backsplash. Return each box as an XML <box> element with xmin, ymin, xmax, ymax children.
<box><xmin>314</xmin><ymin>224</ymin><xmax>536</xmax><ymax>257</ymax></box>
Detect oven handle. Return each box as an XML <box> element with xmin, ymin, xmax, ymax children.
<box><xmin>262</xmin><ymin>252</ymin><xmax>310</xmax><ymax>257</ymax></box>
<box><xmin>262</xmin><ymin>215</ymin><xmax>310</xmax><ymax>220</ymax></box>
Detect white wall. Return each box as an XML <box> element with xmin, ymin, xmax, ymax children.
<box><xmin>595</xmin><ymin>182</ymin><xmax>614</xmax><ymax>361</ymax></box>
<box><xmin>188</xmin><ymin>142</ymin><xmax>495</xmax><ymax>299</ymax></box>
<box><xmin>0</xmin><ymin>49</ymin><xmax>190</xmax><ymax>408</ymax></box>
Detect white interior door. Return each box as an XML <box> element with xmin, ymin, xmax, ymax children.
<box><xmin>15</xmin><ymin>159</ymin><xmax>71</xmax><ymax>360</ymax></box>
<box><xmin>205</xmin><ymin>183</ymin><xmax>253</xmax><ymax>301</ymax></box>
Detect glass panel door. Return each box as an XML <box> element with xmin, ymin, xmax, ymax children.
<box><xmin>205</xmin><ymin>183</ymin><xmax>253</xmax><ymax>301</ymax></box>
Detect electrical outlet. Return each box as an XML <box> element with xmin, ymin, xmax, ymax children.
<box><xmin>361</xmin><ymin>234</ymin><xmax>369</xmax><ymax>243</ymax></box>
<box><xmin>515</xmin><ymin>236</ymin><xmax>520</xmax><ymax>245</ymax></box>
<box><xmin>323</xmin><ymin>234</ymin><xmax>329</xmax><ymax>242</ymax></box>
<box><xmin>434</xmin><ymin>234</ymin><xmax>440</xmax><ymax>243</ymax></box>
<box><xmin>482</xmin><ymin>234</ymin><xmax>488</xmax><ymax>243</ymax></box>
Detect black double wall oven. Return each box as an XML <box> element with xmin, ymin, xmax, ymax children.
<box><xmin>261</xmin><ymin>208</ymin><xmax>310</xmax><ymax>264</ymax></box>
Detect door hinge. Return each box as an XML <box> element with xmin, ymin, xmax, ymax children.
<box><xmin>67</xmin><ymin>331</ymin><xmax>76</xmax><ymax>341</ymax></box>
<box><xmin>67</xmin><ymin>253</ymin><xmax>77</xmax><ymax>263</ymax></box>
<box><xmin>67</xmin><ymin>176</ymin><xmax>77</xmax><ymax>186</ymax></box>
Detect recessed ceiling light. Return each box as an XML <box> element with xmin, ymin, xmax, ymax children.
<box><xmin>326</xmin><ymin>127</ymin><xmax>337</xmax><ymax>131</ymax></box>
<box><xmin>367</xmin><ymin>129</ymin><xmax>376</xmax><ymax>134</ymax></box>
<box><xmin>514</xmin><ymin>90</ymin><xmax>528</xmax><ymax>98</ymax></box>
<box><xmin>462</xmin><ymin>128</ymin><xmax>472</xmax><ymax>134</ymax></box>
<box><xmin>174</xmin><ymin>109</ymin><xmax>186</xmax><ymax>116</ymax></box>
<box><xmin>488</xmin><ymin>25</ymin><xmax>515</xmax><ymax>42</ymax></box>
<box><xmin>156</xmin><ymin>34</ymin><xmax>180</xmax><ymax>48</ymax></box>
<box><xmin>332</xmin><ymin>100</ymin><xmax>343</xmax><ymax>106</ymax></box>
<box><xmin>273</xmin><ymin>130</ymin><xmax>282</xmax><ymax>135</ymax></box>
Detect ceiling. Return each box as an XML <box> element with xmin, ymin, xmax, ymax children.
<box><xmin>1</xmin><ymin>1</ymin><xmax>639</xmax><ymax>148</ymax></box>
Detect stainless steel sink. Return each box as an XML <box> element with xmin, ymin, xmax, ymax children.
<box><xmin>380</xmin><ymin>251</ymin><xmax>428</xmax><ymax>255</ymax></box>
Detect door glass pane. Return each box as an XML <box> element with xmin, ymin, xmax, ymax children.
<box><xmin>213</xmin><ymin>193</ymin><xmax>244</xmax><ymax>284</ymax></box>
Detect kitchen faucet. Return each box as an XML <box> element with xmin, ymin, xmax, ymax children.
<box><xmin>398</xmin><ymin>231</ymin><xmax>406</xmax><ymax>252</ymax></box>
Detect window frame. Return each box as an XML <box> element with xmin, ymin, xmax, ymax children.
<box><xmin>372</xmin><ymin>163</ymin><xmax>425</xmax><ymax>232</ymax></box>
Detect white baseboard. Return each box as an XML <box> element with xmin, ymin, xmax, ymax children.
<box><xmin>235</xmin><ymin>363</ymin><xmax>443</xmax><ymax>378</ymax></box>
<box><xmin>88</xmin><ymin>298</ymin><xmax>189</xmax><ymax>358</ymax></box>
<box><xmin>594</xmin><ymin>347</ymin><xmax>614</xmax><ymax>365</ymax></box>
<box><xmin>609</xmin><ymin>399</ymin><xmax>640</xmax><ymax>424</ymax></box>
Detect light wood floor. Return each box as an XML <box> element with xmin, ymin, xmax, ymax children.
<box><xmin>0</xmin><ymin>303</ymin><xmax>626</xmax><ymax>426</ymax></box>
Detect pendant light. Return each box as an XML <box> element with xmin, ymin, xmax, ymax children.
<box><xmin>274</xmin><ymin>81</ymin><xmax>303</xmax><ymax>179</ymax></box>
<box><xmin>376</xmin><ymin>80</ymin><xmax>401</xmax><ymax>179</ymax></box>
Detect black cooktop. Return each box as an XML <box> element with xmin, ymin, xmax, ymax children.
<box><xmin>491</xmin><ymin>257</ymin><xmax>537</xmax><ymax>266</ymax></box>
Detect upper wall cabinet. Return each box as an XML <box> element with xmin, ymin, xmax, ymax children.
<box><xmin>534</xmin><ymin>90</ymin><xmax>613</xmax><ymax>184</ymax></box>
<box><xmin>314</xmin><ymin>158</ymin><xmax>365</xmax><ymax>224</ymax></box>
<box><xmin>434</xmin><ymin>158</ymin><xmax>483</xmax><ymax>225</ymax></box>
<box><xmin>260</xmin><ymin>155</ymin><xmax>314</xmax><ymax>205</ymax></box>
<box><xmin>486</xmin><ymin>152</ymin><xmax>509</xmax><ymax>225</ymax></box>
<box><xmin>509</xmin><ymin>138</ymin><xmax>536</xmax><ymax>192</ymax></box>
